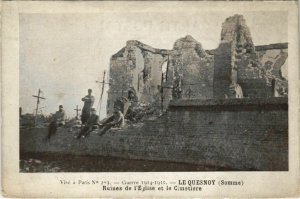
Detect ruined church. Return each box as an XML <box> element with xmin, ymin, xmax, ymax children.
<box><xmin>20</xmin><ymin>14</ymin><xmax>289</xmax><ymax>171</ymax></box>
<box><xmin>107</xmin><ymin>14</ymin><xmax>288</xmax><ymax>115</ymax></box>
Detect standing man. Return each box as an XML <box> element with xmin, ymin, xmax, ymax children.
<box><xmin>81</xmin><ymin>89</ymin><xmax>95</xmax><ymax>124</ymax></box>
<box><xmin>46</xmin><ymin>105</ymin><xmax>66</xmax><ymax>140</ymax></box>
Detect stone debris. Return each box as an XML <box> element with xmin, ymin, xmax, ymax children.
<box><xmin>125</xmin><ymin>103</ymin><xmax>160</xmax><ymax>124</ymax></box>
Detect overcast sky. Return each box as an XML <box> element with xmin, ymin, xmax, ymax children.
<box><xmin>19</xmin><ymin>11</ymin><xmax>287</xmax><ymax>118</ymax></box>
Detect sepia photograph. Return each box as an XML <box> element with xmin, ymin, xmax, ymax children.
<box><xmin>2</xmin><ymin>1</ymin><xmax>299</xmax><ymax>198</ymax></box>
<box><xmin>19</xmin><ymin>11</ymin><xmax>288</xmax><ymax>172</ymax></box>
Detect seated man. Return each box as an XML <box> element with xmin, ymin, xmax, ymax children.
<box><xmin>76</xmin><ymin>108</ymin><xmax>99</xmax><ymax>139</ymax></box>
<box><xmin>113</xmin><ymin>96</ymin><xmax>130</xmax><ymax>116</ymax></box>
<box><xmin>98</xmin><ymin>108</ymin><xmax>124</xmax><ymax>136</ymax></box>
<box><xmin>46</xmin><ymin>105</ymin><xmax>66</xmax><ymax>140</ymax></box>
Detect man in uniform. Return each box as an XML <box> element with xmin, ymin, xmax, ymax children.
<box><xmin>81</xmin><ymin>89</ymin><xmax>95</xmax><ymax>124</ymax></box>
<box><xmin>46</xmin><ymin>105</ymin><xmax>66</xmax><ymax>140</ymax></box>
<box><xmin>76</xmin><ymin>108</ymin><xmax>99</xmax><ymax>139</ymax></box>
<box><xmin>98</xmin><ymin>107</ymin><xmax>124</xmax><ymax>136</ymax></box>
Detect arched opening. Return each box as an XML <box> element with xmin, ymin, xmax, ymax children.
<box><xmin>159</xmin><ymin>56</ymin><xmax>171</xmax><ymax>112</ymax></box>
<box><xmin>161</xmin><ymin>60</ymin><xmax>168</xmax><ymax>83</ymax></box>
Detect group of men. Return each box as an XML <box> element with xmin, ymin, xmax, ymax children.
<box><xmin>46</xmin><ymin>89</ymin><xmax>125</xmax><ymax>140</ymax></box>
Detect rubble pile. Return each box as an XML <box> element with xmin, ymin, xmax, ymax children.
<box><xmin>125</xmin><ymin>102</ymin><xmax>161</xmax><ymax>124</ymax></box>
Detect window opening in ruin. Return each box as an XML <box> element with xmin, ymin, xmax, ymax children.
<box><xmin>161</xmin><ymin>60</ymin><xmax>168</xmax><ymax>83</ymax></box>
<box><xmin>271</xmin><ymin>78</ymin><xmax>276</xmax><ymax>97</ymax></box>
<box><xmin>159</xmin><ymin>57</ymin><xmax>170</xmax><ymax>113</ymax></box>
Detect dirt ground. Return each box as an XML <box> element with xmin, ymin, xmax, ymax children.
<box><xmin>20</xmin><ymin>152</ymin><xmax>240</xmax><ymax>172</ymax></box>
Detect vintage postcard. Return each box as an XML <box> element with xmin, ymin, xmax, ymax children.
<box><xmin>1</xmin><ymin>1</ymin><xmax>299</xmax><ymax>198</ymax></box>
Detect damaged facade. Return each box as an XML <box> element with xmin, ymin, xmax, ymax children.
<box><xmin>107</xmin><ymin>14</ymin><xmax>288</xmax><ymax>115</ymax></box>
<box><xmin>20</xmin><ymin>14</ymin><xmax>289</xmax><ymax>171</ymax></box>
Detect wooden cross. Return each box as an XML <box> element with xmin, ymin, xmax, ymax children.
<box><xmin>32</xmin><ymin>88</ymin><xmax>46</xmax><ymax>126</ymax></box>
<box><xmin>74</xmin><ymin>105</ymin><xmax>81</xmax><ymax>119</ymax></box>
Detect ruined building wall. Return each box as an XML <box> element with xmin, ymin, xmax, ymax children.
<box><xmin>108</xmin><ymin>35</ymin><xmax>215</xmax><ymax>114</ymax></box>
<box><xmin>236</xmin><ymin>44</ymin><xmax>288</xmax><ymax>98</ymax></box>
<box><xmin>107</xmin><ymin>41</ymin><xmax>167</xmax><ymax>115</ymax></box>
<box><xmin>107</xmin><ymin>56</ymin><xmax>127</xmax><ymax>115</ymax></box>
<box><xmin>255</xmin><ymin>44</ymin><xmax>288</xmax><ymax>97</ymax></box>
<box><xmin>213</xmin><ymin>42</ymin><xmax>233</xmax><ymax>98</ymax></box>
<box><xmin>212</xmin><ymin>14</ymin><xmax>288</xmax><ymax>99</ymax></box>
<box><xmin>214</xmin><ymin>14</ymin><xmax>255</xmax><ymax>99</ymax></box>
<box><xmin>169</xmin><ymin>35</ymin><xmax>214</xmax><ymax>99</ymax></box>
<box><xmin>107</xmin><ymin>14</ymin><xmax>288</xmax><ymax>114</ymax></box>
<box><xmin>139</xmin><ymin>50</ymin><xmax>167</xmax><ymax>105</ymax></box>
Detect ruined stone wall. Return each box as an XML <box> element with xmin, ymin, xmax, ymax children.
<box><xmin>214</xmin><ymin>14</ymin><xmax>256</xmax><ymax>99</ymax></box>
<box><xmin>108</xmin><ymin>35</ymin><xmax>215</xmax><ymax>114</ymax></box>
<box><xmin>236</xmin><ymin>45</ymin><xmax>288</xmax><ymax>98</ymax></box>
<box><xmin>21</xmin><ymin>98</ymin><xmax>288</xmax><ymax>171</ymax></box>
<box><xmin>139</xmin><ymin>51</ymin><xmax>166</xmax><ymax>106</ymax></box>
<box><xmin>107</xmin><ymin>57</ymin><xmax>127</xmax><ymax>115</ymax></box>
<box><xmin>107</xmin><ymin>41</ymin><xmax>167</xmax><ymax>115</ymax></box>
<box><xmin>107</xmin><ymin>14</ymin><xmax>288</xmax><ymax>113</ymax></box>
<box><xmin>212</xmin><ymin>15</ymin><xmax>288</xmax><ymax>99</ymax></box>
<box><xmin>169</xmin><ymin>35</ymin><xmax>214</xmax><ymax>99</ymax></box>
<box><xmin>255</xmin><ymin>44</ymin><xmax>288</xmax><ymax>96</ymax></box>
<box><xmin>235</xmin><ymin>53</ymin><xmax>273</xmax><ymax>98</ymax></box>
<box><xmin>213</xmin><ymin>43</ymin><xmax>232</xmax><ymax>98</ymax></box>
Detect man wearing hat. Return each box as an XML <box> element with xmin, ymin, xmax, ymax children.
<box><xmin>46</xmin><ymin>105</ymin><xmax>66</xmax><ymax>140</ymax></box>
<box><xmin>76</xmin><ymin>107</ymin><xmax>99</xmax><ymax>139</ymax></box>
<box><xmin>81</xmin><ymin>89</ymin><xmax>95</xmax><ymax>124</ymax></box>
